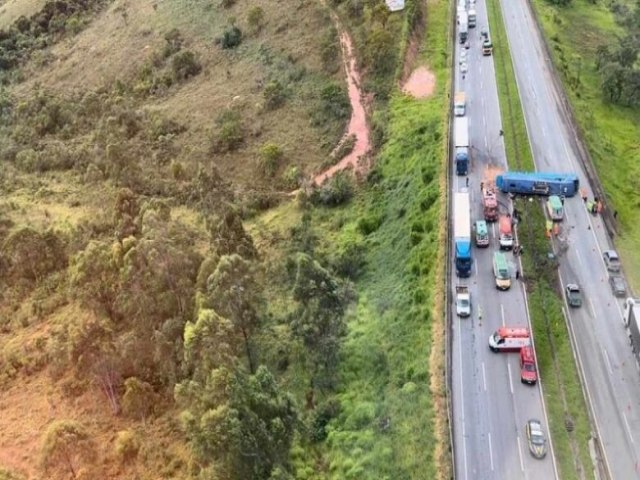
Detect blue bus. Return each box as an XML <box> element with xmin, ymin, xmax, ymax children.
<box><xmin>496</xmin><ymin>172</ymin><xmax>579</xmax><ymax>197</ymax></box>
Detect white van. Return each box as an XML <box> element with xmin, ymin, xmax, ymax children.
<box><xmin>489</xmin><ymin>327</ymin><xmax>530</xmax><ymax>352</ymax></box>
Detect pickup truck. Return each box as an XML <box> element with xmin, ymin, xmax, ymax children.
<box><xmin>455</xmin><ymin>285</ymin><xmax>471</xmax><ymax>317</ymax></box>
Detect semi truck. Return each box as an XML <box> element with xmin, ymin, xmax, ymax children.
<box><xmin>454</xmin><ymin>117</ymin><xmax>469</xmax><ymax>176</ymax></box>
<box><xmin>624</xmin><ymin>298</ymin><xmax>640</xmax><ymax>366</ymax></box>
<box><xmin>496</xmin><ymin>172</ymin><xmax>580</xmax><ymax>197</ymax></box>
<box><xmin>454</xmin><ymin>92</ymin><xmax>466</xmax><ymax>116</ymax></box>
<box><xmin>454</xmin><ymin>192</ymin><xmax>472</xmax><ymax>277</ymax></box>
<box><xmin>468</xmin><ymin>8</ymin><xmax>477</xmax><ymax>27</ymax></box>
<box><xmin>459</xmin><ymin>12</ymin><xmax>468</xmax><ymax>43</ymax></box>
<box><xmin>482</xmin><ymin>183</ymin><xmax>499</xmax><ymax>221</ymax></box>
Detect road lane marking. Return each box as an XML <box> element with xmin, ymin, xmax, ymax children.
<box><xmin>508</xmin><ymin>362</ymin><xmax>514</xmax><ymax>394</ymax></box>
<box><xmin>623</xmin><ymin>411</ymin><xmax>635</xmax><ymax>444</ymax></box>
<box><xmin>589</xmin><ymin>299</ymin><xmax>596</xmax><ymax>318</ymax></box>
<box><xmin>484</xmin><ymin>135</ymin><xmax>488</xmax><ymax>149</ymax></box>
<box><xmin>603</xmin><ymin>348</ymin><xmax>613</xmax><ymax>375</ymax></box>
<box><xmin>456</xmin><ymin>297</ymin><xmax>469</xmax><ymax>480</ymax></box>
<box><xmin>575</xmin><ymin>248</ymin><xmax>584</xmax><ymax>268</ymax></box>
<box><xmin>488</xmin><ymin>432</ymin><xmax>495</xmax><ymax>471</ymax></box>
<box><xmin>501</xmin><ymin>304</ymin><xmax>505</xmax><ymax>326</ymax></box>
<box><xmin>517</xmin><ymin>436</ymin><xmax>525</xmax><ymax>472</ymax></box>
<box><xmin>482</xmin><ymin>362</ymin><xmax>487</xmax><ymax>392</ymax></box>
<box><xmin>474</xmin><ymin>260</ymin><xmax>478</xmax><ymax>277</ymax></box>
<box><xmin>483</xmin><ymin>114</ymin><xmax>487</xmax><ymax>127</ymax></box>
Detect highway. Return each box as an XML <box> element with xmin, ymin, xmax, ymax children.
<box><xmin>449</xmin><ymin>0</ymin><xmax>557</xmax><ymax>477</ymax></box>
<box><xmin>500</xmin><ymin>0</ymin><xmax>640</xmax><ymax>477</ymax></box>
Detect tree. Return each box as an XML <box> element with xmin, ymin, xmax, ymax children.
<box><xmin>601</xmin><ymin>62</ymin><xmax>625</xmax><ymax>103</ymax></box>
<box><xmin>209</xmin><ymin>208</ymin><xmax>257</xmax><ymax>259</ymax></box>
<box><xmin>41</xmin><ymin>420</ymin><xmax>96</xmax><ymax>479</ymax></box>
<box><xmin>365</xmin><ymin>27</ymin><xmax>395</xmax><ymax>76</ymax></box>
<box><xmin>177</xmin><ymin>367</ymin><xmax>296</xmax><ymax>480</ymax></box>
<box><xmin>2</xmin><ymin>227</ymin><xmax>67</xmax><ymax>282</ymax></box>
<box><xmin>122</xmin><ymin>377</ymin><xmax>157</xmax><ymax>420</ymax></box>
<box><xmin>290</xmin><ymin>253</ymin><xmax>350</xmax><ymax>390</ymax></box>
<box><xmin>371</xmin><ymin>2</ymin><xmax>390</xmax><ymax>28</ymax></box>
<box><xmin>205</xmin><ymin>254</ymin><xmax>261</xmax><ymax>373</ymax></box>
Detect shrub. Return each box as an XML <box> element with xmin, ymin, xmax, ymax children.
<box><xmin>332</xmin><ymin>134</ymin><xmax>356</xmax><ymax>161</ymax></box>
<box><xmin>282</xmin><ymin>165</ymin><xmax>303</xmax><ymax>189</ymax></box>
<box><xmin>163</xmin><ymin>28</ymin><xmax>183</xmax><ymax>58</ymax></box>
<box><xmin>258</xmin><ymin>143</ymin><xmax>283</xmax><ymax>176</ymax></box>
<box><xmin>221</xmin><ymin>0</ymin><xmax>237</xmax><ymax>7</ymax></box>
<box><xmin>311</xmin><ymin>171</ymin><xmax>354</xmax><ymax>206</ymax></box>
<box><xmin>333</xmin><ymin>241</ymin><xmax>367</xmax><ymax>279</ymax></box>
<box><xmin>115</xmin><ymin>430</ymin><xmax>140</xmax><ymax>463</ymax></box>
<box><xmin>221</xmin><ymin>26</ymin><xmax>242</xmax><ymax>49</ymax></box>
<box><xmin>319</xmin><ymin>82</ymin><xmax>350</xmax><ymax>122</ymax></box>
<box><xmin>320</xmin><ymin>27</ymin><xmax>341</xmax><ymax>74</ymax></box>
<box><xmin>172</xmin><ymin>50</ymin><xmax>201</xmax><ymax>81</ymax></box>
<box><xmin>247</xmin><ymin>6</ymin><xmax>265</xmax><ymax>32</ymax></box>
<box><xmin>263</xmin><ymin>80</ymin><xmax>286</xmax><ymax>110</ymax></box>
<box><xmin>212</xmin><ymin>109</ymin><xmax>244</xmax><ymax>152</ymax></box>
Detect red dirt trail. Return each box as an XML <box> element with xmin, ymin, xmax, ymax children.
<box><xmin>313</xmin><ymin>28</ymin><xmax>371</xmax><ymax>186</ymax></box>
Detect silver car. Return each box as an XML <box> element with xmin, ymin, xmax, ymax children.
<box><xmin>603</xmin><ymin>250</ymin><xmax>621</xmax><ymax>273</ymax></box>
<box><xmin>525</xmin><ymin>419</ymin><xmax>547</xmax><ymax>459</ymax></box>
<box><xmin>609</xmin><ymin>275</ymin><xmax>627</xmax><ymax>297</ymax></box>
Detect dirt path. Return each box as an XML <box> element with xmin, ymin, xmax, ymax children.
<box><xmin>313</xmin><ymin>22</ymin><xmax>371</xmax><ymax>186</ymax></box>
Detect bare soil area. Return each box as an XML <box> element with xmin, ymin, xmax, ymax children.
<box><xmin>402</xmin><ymin>66</ymin><xmax>436</xmax><ymax>99</ymax></box>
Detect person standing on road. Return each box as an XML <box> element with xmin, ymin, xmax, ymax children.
<box><xmin>466</xmin><ymin>177</ymin><xmax>469</xmax><ymax>188</ymax></box>
<box><xmin>516</xmin><ymin>269</ymin><xmax>520</xmax><ymax>280</ymax></box>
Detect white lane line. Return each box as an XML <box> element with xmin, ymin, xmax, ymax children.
<box><xmin>482</xmin><ymin>362</ymin><xmax>487</xmax><ymax>392</ymax></box>
<box><xmin>517</xmin><ymin>436</ymin><xmax>525</xmax><ymax>472</ymax></box>
<box><xmin>501</xmin><ymin>304</ymin><xmax>505</xmax><ymax>326</ymax></box>
<box><xmin>508</xmin><ymin>362</ymin><xmax>514</xmax><ymax>394</ymax></box>
<box><xmin>483</xmin><ymin>114</ymin><xmax>487</xmax><ymax>127</ymax></box>
<box><xmin>457</xmin><ymin>298</ymin><xmax>469</xmax><ymax>480</ymax></box>
<box><xmin>474</xmin><ymin>260</ymin><xmax>478</xmax><ymax>277</ymax></box>
<box><xmin>575</xmin><ymin>248</ymin><xmax>584</xmax><ymax>268</ymax></box>
<box><xmin>484</xmin><ymin>135</ymin><xmax>488</xmax><ymax>149</ymax></box>
<box><xmin>623</xmin><ymin>412</ymin><xmax>635</xmax><ymax>444</ymax></box>
<box><xmin>603</xmin><ymin>348</ymin><xmax>613</xmax><ymax>375</ymax></box>
<box><xmin>589</xmin><ymin>298</ymin><xmax>596</xmax><ymax>318</ymax></box>
<box><xmin>488</xmin><ymin>432</ymin><xmax>495</xmax><ymax>471</ymax></box>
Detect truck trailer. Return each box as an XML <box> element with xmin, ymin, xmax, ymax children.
<box><xmin>454</xmin><ymin>192</ymin><xmax>472</xmax><ymax>277</ymax></box>
<box><xmin>454</xmin><ymin>117</ymin><xmax>469</xmax><ymax>176</ymax></box>
<box><xmin>496</xmin><ymin>172</ymin><xmax>579</xmax><ymax>197</ymax></box>
<box><xmin>624</xmin><ymin>298</ymin><xmax>640</xmax><ymax>366</ymax></box>
<box><xmin>459</xmin><ymin>12</ymin><xmax>468</xmax><ymax>43</ymax></box>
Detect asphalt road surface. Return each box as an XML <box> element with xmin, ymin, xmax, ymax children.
<box><xmin>450</xmin><ymin>0</ymin><xmax>558</xmax><ymax>478</ymax></box>
<box><xmin>500</xmin><ymin>0</ymin><xmax>640</xmax><ymax>477</ymax></box>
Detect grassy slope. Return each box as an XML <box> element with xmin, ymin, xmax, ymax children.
<box><xmin>316</xmin><ymin>0</ymin><xmax>451</xmax><ymax>478</ymax></box>
<box><xmin>486</xmin><ymin>0</ymin><xmax>594</xmax><ymax>477</ymax></box>
<box><xmin>529</xmin><ymin>0</ymin><xmax>640</xmax><ymax>291</ymax></box>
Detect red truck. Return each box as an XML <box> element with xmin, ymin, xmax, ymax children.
<box><xmin>482</xmin><ymin>184</ymin><xmax>499</xmax><ymax>222</ymax></box>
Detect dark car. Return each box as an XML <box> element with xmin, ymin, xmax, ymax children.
<box><xmin>565</xmin><ymin>284</ymin><xmax>582</xmax><ymax>308</ymax></box>
<box><xmin>609</xmin><ymin>275</ymin><xmax>627</xmax><ymax>297</ymax></box>
<box><xmin>525</xmin><ymin>419</ymin><xmax>547</xmax><ymax>459</ymax></box>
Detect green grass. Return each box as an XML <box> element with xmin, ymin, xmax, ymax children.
<box><xmin>485</xmin><ymin>0</ymin><xmax>534</xmax><ymax>169</ymax></box>
<box><xmin>486</xmin><ymin>0</ymin><xmax>594</xmax><ymax>477</ymax></box>
<box><xmin>529</xmin><ymin>0</ymin><xmax>640</xmax><ymax>292</ymax></box>
<box><xmin>290</xmin><ymin>0</ymin><xmax>453</xmax><ymax>477</ymax></box>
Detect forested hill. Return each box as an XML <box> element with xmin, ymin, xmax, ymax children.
<box><xmin>0</xmin><ymin>0</ymin><xmax>429</xmax><ymax>479</ymax></box>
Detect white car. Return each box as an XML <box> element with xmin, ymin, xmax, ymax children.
<box><xmin>459</xmin><ymin>50</ymin><xmax>467</xmax><ymax>64</ymax></box>
<box><xmin>460</xmin><ymin>62</ymin><xmax>469</xmax><ymax>74</ymax></box>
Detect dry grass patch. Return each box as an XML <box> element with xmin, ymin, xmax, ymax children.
<box><xmin>0</xmin><ymin>0</ymin><xmax>47</xmax><ymax>29</ymax></box>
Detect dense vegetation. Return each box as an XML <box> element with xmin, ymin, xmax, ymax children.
<box><xmin>0</xmin><ymin>0</ymin><xmax>449</xmax><ymax>478</ymax></box>
<box><xmin>531</xmin><ymin>0</ymin><xmax>640</xmax><ymax>289</ymax></box>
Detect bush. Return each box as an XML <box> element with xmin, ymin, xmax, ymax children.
<box><xmin>258</xmin><ymin>143</ymin><xmax>283</xmax><ymax>176</ymax></box>
<box><xmin>171</xmin><ymin>50</ymin><xmax>201</xmax><ymax>81</ymax></box>
<box><xmin>221</xmin><ymin>26</ymin><xmax>242</xmax><ymax>49</ymax></box>
<box><xmin>282</xmin><ymin>165</ymin><xmax>303</xmax><ymax>189</ymax></box>
<box><xmin>318</xmin><ymin>82</ymin><xmax>350</xmax><ymax>123</ymax></box>
<box><xmin>311</xmin><ymin>172</ymin><xmax>354</xmax><ymax>206</ymax></box>
<box><xmin>333</xmin><ymin>241</ymin><xmax>367</xmax><ymax>279</ymax></box>
<box><xmin>114</xmin><ymin>430</ymin><xmax>140</xmax><ymax>463</ymax></box>
<box><xmin>213</xmin><ymin>110</ymin><xmax>245</xmax><ymax>152</ymax></box>
<box><xmin>247</xmin><ymin>6</ymin><xmax>265</xmax><ymax>32</ymax></box>
<box><xmin>163</xmin><ymin>28</ymin><xmax>183</xmax><ymax>58</ymax></box>
<box><xmin>263</xmin><ymin>80</ymin><xmax>286</xmax><ymax>110</ymax></box>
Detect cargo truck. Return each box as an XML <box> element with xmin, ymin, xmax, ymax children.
<box><xmin>496</xmin><ymin>172</ymin><xmax>579</xmax><ymax>197</ymax></box>
<box><xmin>454</xmin><ymin>92</ymin><xmax>466</xmax><ymax>116</ymax></box>
<box><xmin>624</xmin><ymin>298</ymin><xmax>640</xmax><ymax>366</ymax></box>
<box><xmin>454</xmin><ymin>117</ymin><xmax>469</xmax><ymax>176</ymax></box>
<box><xmin>459</xmin><ymin>12</ymin><xmax>468</xmax><ymax>43</ymax></box>
<box><xmin>468</xmin><ymin>8</ymin><xmax>477</xmax><ymax>27</ymax></box>
<box><xmin>482</xmin><ymin>183</ymin><xmax>499</xmax><ymax>221</ymax></box>
<box><xmin>454</xmin><ymin>192</ymin><xmax>472</xmax><ymax>277</ymax></box>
